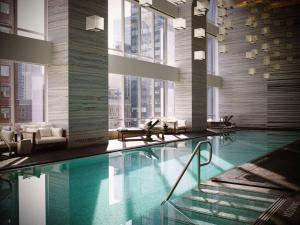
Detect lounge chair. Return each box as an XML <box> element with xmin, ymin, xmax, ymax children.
<box><xmin>0</xmin><ymin>128</ymin><xmax>17</xmax><ymax>157</ymax></box>
<box><xmin>117</xmin><ymin>119</ymin><xmax>163</xmax><ymax>141</ymax></box>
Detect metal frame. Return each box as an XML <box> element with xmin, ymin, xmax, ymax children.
<box><xmin>161</xmin><ymin>140</ymin><xmax>213</xmax><ymax>205</ymax></box>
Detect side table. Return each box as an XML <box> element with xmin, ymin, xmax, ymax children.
<box><xmin>17</xmin><ymin>139</ymin><xmax>32</xmax><ymax>155</ymax></box>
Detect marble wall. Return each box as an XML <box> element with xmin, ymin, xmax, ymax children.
<box><xmin>219</xmin><ymin>4</ymin><xmax>300</xmax><ymax>128</ymax></box>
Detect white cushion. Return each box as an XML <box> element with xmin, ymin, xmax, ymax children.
<box><xmin>1</xmin><ymin>130</ymin><xmax>14</xmax><ymax>142</ymax></box>
<box><xmin>26</xmin><ymin>127</ymin><xmax>38</xmax><ymax>133</ymax></box>
<box><xmin>51</xmin><ymin>127</ymin><xmax>63</xmax><ymax>137</ymax></box>
<box><xmin>39</xmin><ymin>128</ymin><xmax>52</xmax><ymax>137</ymax></box>
<box><xmin>177</xmin><ymin>120</ymin><xmax>187</xmax><ymax>128</ymax></box>
<box><xmin>36</xmin><ymin>137</ymin><xmax>66</xmax><ymax>145</ymax></box>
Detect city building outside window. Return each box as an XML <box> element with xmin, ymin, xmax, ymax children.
<box><xmin>0</xmin><ymin>61</ymin><xmax>45</xmax><ymax>126</ymax></box>
<box><xmin>109</xmin><ymin>74</ymin><xmax>175</xmax><ymax>129</ymax></box>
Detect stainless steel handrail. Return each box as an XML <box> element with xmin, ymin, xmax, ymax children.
<box><xmin>161</xmin><ymin>140</ymin><xmax>212</xmax><ymax>205</ymax></box>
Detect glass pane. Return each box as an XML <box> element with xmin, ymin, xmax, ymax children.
<box><xmin>124</xmin><ymin>75</ymin><xmax>139</xmax><ymax>127</ymax></box>
<box><xmin>166</xmin><ymin>81</ymin><xmax>175</xmax><ymax>117</ymax></box>
<box><xmin>141</xmin><ymin>78</ymin><xmax>153</xmax><ymax>120</ymax></box>
<box><xmin>0</xmin><ymin>25</ymin><xmax>11</xmax><ymax>33</ymax></box>
<box><xmin>15</xmin><ymin>63</ymin><xmax>45</xmax><ymax>123</ymax></box>
<box><xmin>207</xmin><ymin>0</ymin><xmax>217</xmax><ymax>24</ymax></box>
<box><xmin>0</xmin><ymin>63</ymin><xmax>11</xmax><ymax>123</ymax></box>
<box><xmin>0</xmin><ymin>2</ymin><xmax>9</xmax><ymax>14</ymax></box>
<box><xmin>207</xmin><ymin>35</ymin><xmax>213</xmax><ymax>74</ymax></box>
<box><xmin>167</xmin><ymin>18</ymin><xmax>175</xmax><ymax>66</ymax></box>
<box><xmin>109</xmin><ymin>74</ymin><xmax>123</xmax><ymax>129</ymax></box>
<box><xmin>154</xmin><ymin>80</ymin><xmax>164</xmax><ymax>118</ymax></box>
<box><xmin>108</xmin><ymin>0</ymin><xmax>122</xmax><ymax>50</ymax></box>
<box><xmin>154</xmin><ymin>15</ymin><xmax>165</xmax><ymax>62</ymax></box>
<box><xmin>141</xmin><ymin>8</ymin><xmax>153</xmax><ymax>58</ymax></box>
<box><xmin>124</xmin><ymin>1</ymin><xmax>139</xmax><ymax>55</ymax></box>
<box><xmin>207</xmin><ymin>86</ymin><xmax>213</xmax><ymax>120</ymax></box>
<box><xmin>17</xmin><ymin>0</ymin><xmax>44</xmax><ymax>38</ymax></box>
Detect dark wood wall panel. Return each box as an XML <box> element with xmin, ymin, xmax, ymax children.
<box><xmin>175</xmin><ymin>0</ymin><xmax>207</xmax><ymax>131</ymax></box>
<box><xmin>219</xmin><ymin>4</ymin><xmax>300</xmax><ymax>128</ymax></box>
<box><xmin>69</xmin><ymin>0</ymin><xmax>108</xmax><ymax>146</ymax></box>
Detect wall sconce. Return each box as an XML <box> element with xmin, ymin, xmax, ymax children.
<box><xmin>86</xmin><ymin>15</ymin><xmax>104</xmax><ymax>31</ymax></box>
<box><xmin>263</xmin><ymin>55</ymin><xmax>270</xmax><ymax>65</ymax></box>
<box><xmin>263</xmin><ymin>73</ymin><xmax>270</xmax><ymax>79</ymax></box>
<box><xmin>173</xmin><ymin>18</ymin><xmax>186</xmax><ymax>30</ymax></box>
<box><xmin>261</xmin><ymin>27</ymin><xmax>270</xmax><ymax>35</ymax></box>
<box><xmin>139</xmin><ymin>0</ymin><xmax>152</xmax><ymax>7</ymax></box>
<box><xmin>194</xmin><ymin>51</ymin><xmax>205</xmax><ymax>60</ymax></box>
<box><xmin>287</xmin><ymin>56</ymin><xmax>293</xmax><ymax>62</ymax></box>
<box><xmin>196</xmin><ymin>0</ymin><xmax>209</xmax><ymax>12</ymax></box>
<box><xmin>194</xmin><ymin>7</ymin><xmax>206</xmax><ymax>16</ymax></box>
<box><xmin>223</xmin><ymin>0</ymin><xmax>234</xmax><ymax>9</ymax></box>
<box><xmin>194</xmin><ymin>28</ymin><xmax>205</xmax><ymax>38</ymax></box>
<box><xmin>273</xmin><ymin>39</ymin><xmax>280</xmax><ymax>45</ymax></box>
<box><xmin>224</xmin><ymin>19</ymin><xmax>232</xmax><ymax>29</ymax></box>
<box><xmin>273</xmin><ymin>64</ymin><xmax>280</xmax><ymax>70</ymax></box>
<box><xmin>261</xmin><ymin>43</ymin><xmax>270</xmax><ymax>52</ymax></box>
<box><xmin>218</xmin><ymin>8</ymin><xmax>227</xmax><ymax>17</ymax></box>
<box><xmin>245</xmin><ymin>16</ymin><xmax>257</xmax><ymax>28</ymax></box>
<box><xmin>261</xmin><ymin>13</ymin><xmax>270</xmax><ymax>19</ymax></box>
<box><xmin>273</xmin><ymin>51</ymin><xmax>280</xmax><ymax>57</ymax></box>
<box><xmin>217</xmin><ymin>0</ymin><xmax>223</xmax><ymax>8</ymax></box>
<box><xmin>219</xmin><ymin>45</ymin><xmax>228</xmax><ymax>53</ymax></box>
<box><xmin>248</xmin><ymin>68</ymin><xmax>256</xmax><ymax>75</ymax></box>
<box><xmin>217</xmin><ymin>17</ymin><xmax>223</xmax><ymax>25</ymax></box>
<box><xmin>173</xmin><ymin>0</ymin><xmax>186</xmax><ymax>4</ymax></box>
<box><xmin>219</xmin><ymin>27</ymin><xmax>226</xmax><ymax>35</ymax></box>
<box><xmin>245</xmin><ymin>49</ymin><xmax>258</xmax><ymax>59</ymax></box>
<box><xmin>218</xmin><ymin>34</ymin><xmax>225</xmax><ymax>42</ymax></box>
<box><xmin>246</xmin><ymin>35</ymin><xmax>258</xmax><ymax>44</ymax></box>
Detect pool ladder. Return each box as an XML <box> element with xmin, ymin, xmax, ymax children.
<box><xmin>161</xmin><ymin>140</ymin><xmax>213</xmax><ymax>205</ymax></box>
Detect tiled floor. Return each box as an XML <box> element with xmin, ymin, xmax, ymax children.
<box><xmin>0</xmin><ymin>131</ymin><xmax>215</xmax><ymax>171</ymax></box>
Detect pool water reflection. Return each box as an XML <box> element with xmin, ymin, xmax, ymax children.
<box><xmin>0</xmin><ymin>130</ymin><xmax>299</xmax><ymax>225</ymax></box>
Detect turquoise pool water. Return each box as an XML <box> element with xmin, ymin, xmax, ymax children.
<box><xmin>0</xmin><ymin>130</ymin><xmax>299</xmax><ymax>225</ymax></box>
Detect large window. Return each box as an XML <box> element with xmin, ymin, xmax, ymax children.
<box><xmin>110</xmin><ymin>0</ymin><xmax>175</xmax><ymax>66</ymax></box>
<box><xmin>108</xmin><ymin>0</ymin><xmax>123</xmax><ymax>51</ymax></box>
<box><xmin>109</xmin><ymin>74</ymin><xmax>175</xmax><ymax>129</ymax></box>
<box><xmin>124</xmin><ymin>1</ymin><xmax>139</xmax><ymax>55</ymax></box>
<box><xmin>15</xmin><ymin>63</ymin><xmax>45</xmax><ymax>123</ymax></box>
<box><xmin>0</xmin><ymin>0</ymin><xmax>46</xmax><ymax>40</ymax></box>
<box><xmin>0</xmin><ymin>61</ymin><xmax>45</xmax><ymax>125</ymax></box>
<box><xmin>207</xmin><ymin>86</ymin><xmax>218</xmax><ymax>121</ymax></box>
<box><xmin>207</xmin><ymin>34</ymin><xmax>218</xmax><ymax>75</ymax></box>
<box><xmin>207</xmin><ymin>0</ymin><xmax>217</xmax><ymax>24</ymax></box>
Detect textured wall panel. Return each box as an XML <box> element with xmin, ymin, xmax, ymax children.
<box><xmin>219</xmin><ymin>4</ymin><xmax>300</xmax><ymax>128</ymax></box>
<box><xmin>69</xmin><ymin>0</ymin><xmax>108</xmax><ymax>146</ymax></box>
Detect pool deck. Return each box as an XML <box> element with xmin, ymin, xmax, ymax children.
<box><xmin>0</xmin><ymin>130</ymin><xmax>214</xmax><ymax>171</ymax></box>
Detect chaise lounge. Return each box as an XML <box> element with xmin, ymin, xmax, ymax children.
<box><xmin>117</xmin><ymin>119</ymin><xmax>163</xmax><ymax>141</ymax></box>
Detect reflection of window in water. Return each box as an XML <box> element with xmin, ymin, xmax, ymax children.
<box><xmin>18</xmin><ymin>174</ymin><xmax>46</xmax><ymax>225</ymax></box>
<box><xmin>109</xmin><ymin>155</ymin><xmax>124</xmax><ymax>205</ymax></box>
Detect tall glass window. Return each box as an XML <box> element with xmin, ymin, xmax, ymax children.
<box><xmin>154</xmin><ymin>80</ymin><xmax>164</xmax><ymax>118</ymax></box>
<box><xmin>15</xmin><ymin>63</ymin><xmax>45</xmax><ymax>123</ymax></box>
<box><xmin>124</xmin><ymin>1</ymin><xmax>139</xmax><ymax>55</ymax></box>
<box><xmin>207</xmin><ymin>86</ymin><xmax>218</xmax><ymax>121</ymax></box>
<box><xmin>166</xmin><ymin>81</ymin><xmax>175</xmax><ymax>117</ymax></box>
<box><xmin>141</xmin><ymin>8</ymin><xmax>153</xmax><ymax>58</ymax></box>
<box><xmin>109</xmin><ymin>74</ymin><xmax>123</xmax><ymax>128</ymax></box>
<box><xmin>0</xmin><ymin>62</ymin><xmax>11</xmax><ymax>123</ymax></box>
<box><xmin>154</xmin><ymin>15</ymin><xmax>165</xmax><ymax>62</ymax></box>
<box><xmin>140</xmin><ymin>78</ymin><xmax>153</xmax><ymax>120</ymax></box>
<box><xmin>108</xmin><ymin>0</ymin><xmax>122</xmax><ymax>51</ymax></box>
<box><xmin>207</xmin><ymin>0</ymin><xmax>217</xmax><ymax>24</ymax></box>
<box><xmin>207</xmin><ymin>34</ymin><xmax>217</xmax><ymax>75</ymax></box>
<box><xmin>0</xmin><ymin>0</ymin><xmax>13</xmax><ymax>33</ymax></box>
<box><xmin>124</xmin><ymin>75</ymin><xmax>139</xmax><ymax>127</ymax></box>
<box><xmin>167</xmin><ymin>18</ymin><xmax>175</xmax><ymax>66</ymax></box>
<box><xmin>17</xmin><ymin>0</ymin><xmax>45</xmax><ymax>40</ymax></box>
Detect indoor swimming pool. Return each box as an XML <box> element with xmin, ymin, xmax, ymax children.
<box><xmin>0</xmin><ymin>130</ymin><xmax>299</xmax><ymax>225</ymax></box>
